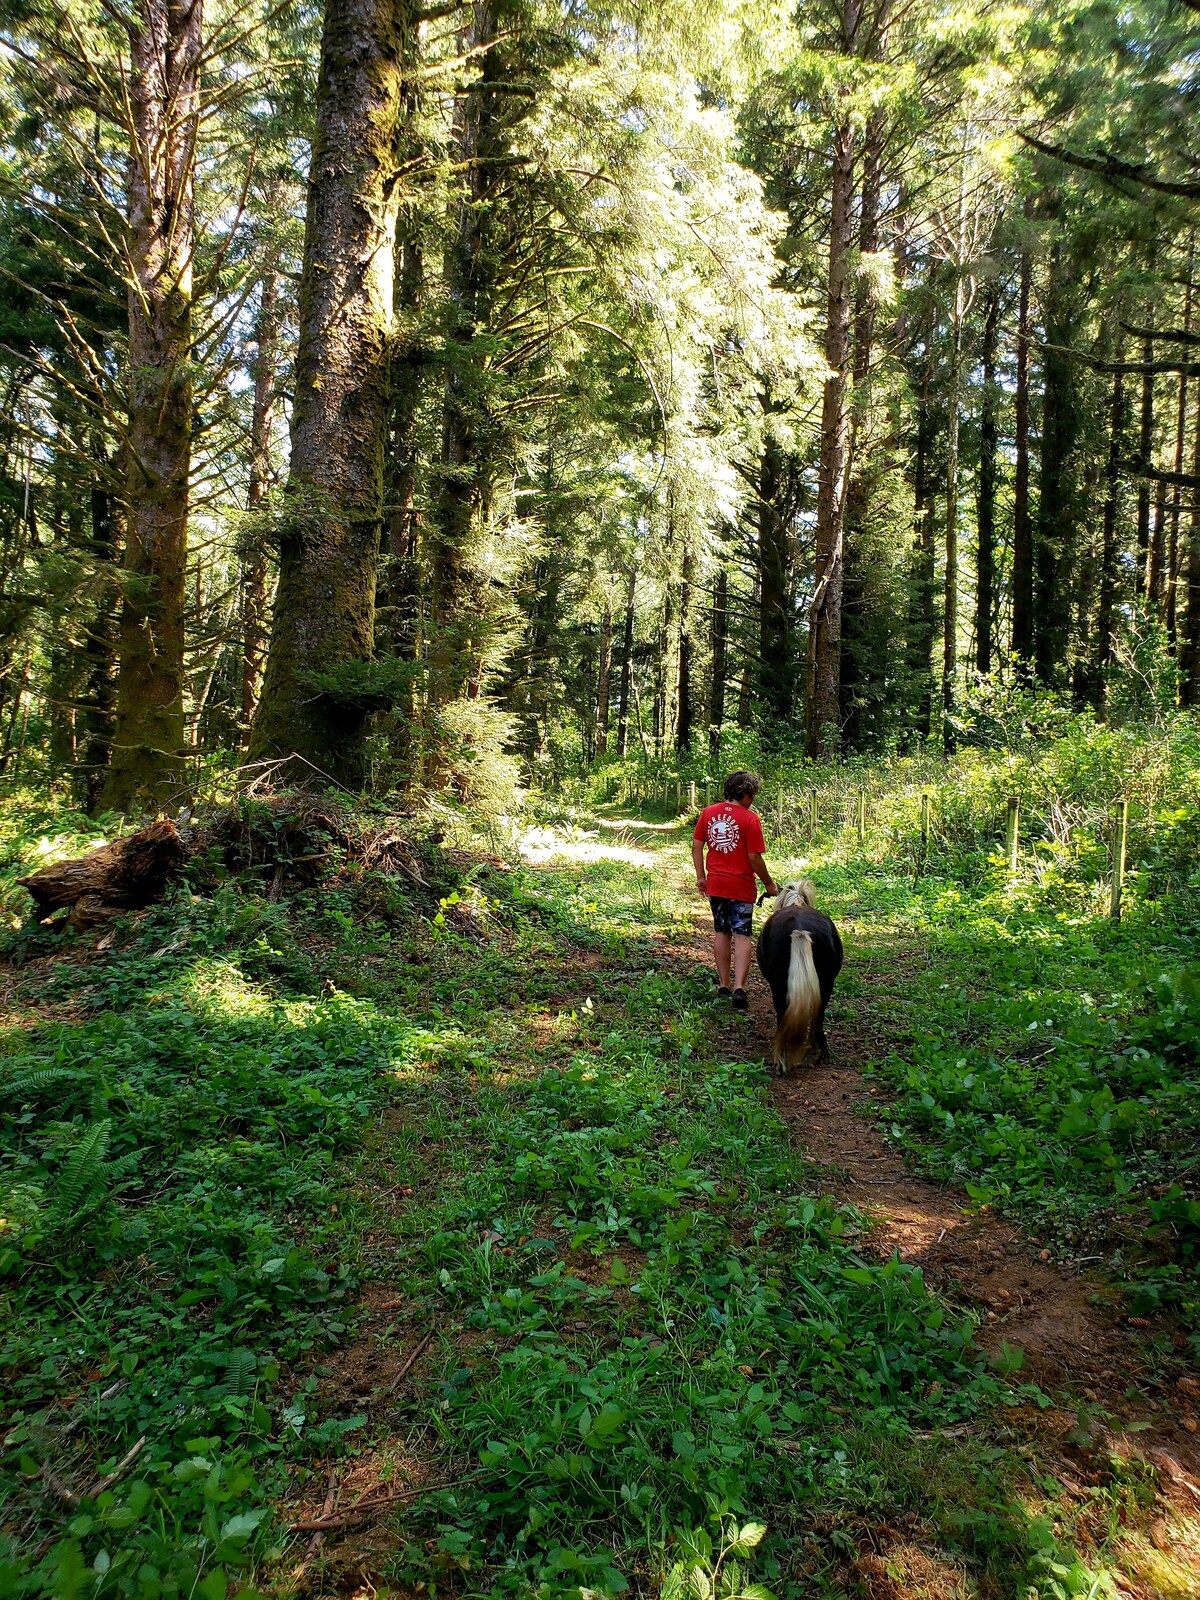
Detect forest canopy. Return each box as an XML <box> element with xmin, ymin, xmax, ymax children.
<box><xmin>0</xmin><ymin>0</ymin><xmax>1198</xmax><ymax>808</ymax></box>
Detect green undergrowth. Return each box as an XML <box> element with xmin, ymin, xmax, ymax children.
<box><xmin>763</xmin><ymin>834</ymin><xmax>1200</xmax><ymax>1337</ymax></box>
<box><xmin>0</xmin><ymin>789</ymin><xmax>1171</xmax><ymax>1599</ymax></box>
<box><xmin>376</xmin><ymin>958</ymin><xmax>1022</xmax><ymax>1596</ymax></box>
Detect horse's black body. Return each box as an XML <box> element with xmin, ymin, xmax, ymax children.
<box><xmin>755</xmin><ymin>896</ymin><xmax>843</xmax><ymax>1069</ymax></box>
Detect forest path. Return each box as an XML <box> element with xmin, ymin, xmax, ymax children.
<box><xmin>286</xmin><ymin>809</ymin><xmax>1200</xmax><ymax>1595</ymax></box>
<box><xmin>618</xmin><ymin>811</ymin><xmax>1200</xmax><ymax>1489</ymax></box>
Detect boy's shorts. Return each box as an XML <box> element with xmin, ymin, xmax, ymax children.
<box><xmin>709</xmin><ymin>896</ymin><xmax>754</xmax><ymax>937</ymax></box>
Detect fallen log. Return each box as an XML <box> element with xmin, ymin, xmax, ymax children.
<box><xmin>18</xmin><ymin>820</ymin><xmax>187</xmax><ymax>931</ymax></box>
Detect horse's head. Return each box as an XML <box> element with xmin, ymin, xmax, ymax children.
<box><xmin>774</xmin><ymin>879</ymin><xmax>818</xmax><ymax>911</ymax></box>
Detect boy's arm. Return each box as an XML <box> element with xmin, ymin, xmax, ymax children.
<box><xmin>691</xmin><ymin>838</ymin><xmax>708</xmax><ymax>897</ymax></box>
<box><xmin>749</xmin><ymin>852</ymin><xmax>780</xmax><ymax>898</ymax></box>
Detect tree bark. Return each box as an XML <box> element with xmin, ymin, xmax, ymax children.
<box><xmin>737</xmin><ymin>571</ymin><xmax>758</xmax><ymax>728</ymax></box>
<box><xmin>942</xmin><ymin>272</ymin><xmax>965</xmax><ymax>742</ymax></box>
<box><xmin>240</xmin><ymin>269</ymin><xmax>281</xmax><ymax>738</ymax></box>
<box><xmin>1166</xmin><ymin>250</ymin><xmax>1193</xmax><ymax>638</ymax></box>
<box><xmin>840</xmin><ymin>97</ymin><xmax>886</xmax><ymax>750</ymax></box>
<box><xmin>975</xmin><ymin>279</ymin><xmax>1000</xmax><ymax>676</ymax></box>
<box><xmin>805</xmin><ymin>107</ymin><xmax>856</xmax><ymax>758</ymax></box>
<box><xmin>616</xmin><ymin>569</ymin><xmax>636</xmax><ymax>758</ymax></box>
<box><xmin>757</xmin><ymin>429</ymin><xmax>791</xmax><ymax>731</ymax></box>
<box><xmin>428</xmin><ymin>3</ymin><xmax>509</xmax><ymax>714</ymax></box>
<box><xmin>19</xmin><ymin>819</ymin><xmax>185</xmax><ymax>930</ymax></box>
<box><xmin>1148</xmin><ymin>498</ymin><xmax>1166</xmax><ymax>606</ymax></box>
<box><xmin>907</xmin><ymin>333</ymin><xmax>936</xmax><ymax>736</ymax></box>
<box><xmin>655</xmin><ymin>583</ymin><xmax>674</xmax><ymax>755</ymax></box>
<box><xmin>1137</xmin><ymin>324</ymin><xmax>1155</xmax><ymax>594</ymax></box>
<box><xmin>81</xmin><ymin>439</ymin><xmax>120</xmax><ymax>813</ymax></box>
<box><xmin>382</xmin><ymin>239</ymin><xmax>426</xmax><ymax>659</ymax></box>
<box><xmin>675</xmin><ymin>557</ymin><xmax>693</xmax><ymax>752</ymax></box>
<box><xmin>1180</xmin><ymin>382</ymin><xmax>1200</xmax><ymax>705</ymax></box>
<box><xmin>1095</xmin><ymin>358</ymin><xmax>1126</xmax><ymax>711</ymax></box>
<box><xmin>1034</xmin><ymin>243</ymin><xmax>1079</xmax><ymax>687</ymax></box>
<box><xmin>103</xmin><ymin>0</ymin><xmax>202</xmax><ymax>814</ymax></box>
<box><xmin>250</xmin><ymin>0</ymin><xmax>413</xmax><ymax>787</ymax></box>
<box><xmin>708</xmin><ymin>564</ymin><xmax>727</xmax><ymax>761</ymax></box>
<box><xmin>595</xmin><ymin>602</ymin><xmax>612</xmax><ymax>755</ymax></box>
<box><xmin>1011</xmin><ymin>248</ymin><xmax>1034</xmax><ymax>666</ymax></box>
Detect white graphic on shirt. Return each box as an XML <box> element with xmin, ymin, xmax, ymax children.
<box><xmin>706</xmin><ymin>811</ymin><xmax>741</xmax><ymax>853</ymax></box>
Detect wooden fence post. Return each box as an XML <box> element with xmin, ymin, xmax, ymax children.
<box><xmin>920</xmin><ymin>792</ymin><xmax>930</xmax><ymax>855</ymax></box>
<box><xmin>674</xmin><ymin>778</ymin><xmax>681</xmax><ymax>813</ymax></box>
<box><xmin>688</xmin><ymin>781</ymin><xmax>696</xmax><ymax>811</ymax></box>
<box><xmin>857</xmin><ymin>790</ymin><xmax>867</xmax><ymax>843</ymax></box>
<box><xmin>1005</xmin><ymin>795</ymin><xmax>1020</xmax><ymax>876</ymax></box>
<box><xmin>1111</xmin><ymin>797</ymin><xmax>1129</xmax><ymax>921</ymax></box>
<box><xmin>808</xmin><ymin>790</ymin><xmax>817</xmax><ymax>836</ymax></box>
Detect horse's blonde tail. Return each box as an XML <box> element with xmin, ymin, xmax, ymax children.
<box><xmin>772</xmin><ymin>928</ymin><xmax>821</xmax><ymax>1070</ymax></box>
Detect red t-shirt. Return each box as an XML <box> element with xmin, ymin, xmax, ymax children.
<box><xmin>693</xmin><ymin>801</ymin><xmax>765</xmax><ymax>903</ymax></box>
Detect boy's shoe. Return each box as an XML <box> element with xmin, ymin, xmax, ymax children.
<box><xmin>716</xmin><ymin>985</ymin><xmax>732</xmax><ymax>1000</ymax></box>
<box><xmin>731</xmin><ymin>988</ymin><xmax>749</xmax><ymax>1011</ymax></box>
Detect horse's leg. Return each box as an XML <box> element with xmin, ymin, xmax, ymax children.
<box><xmin>813</xmin><ymin>1009</ymin><xmax>830</xmax><ymax>1062</ymax></box>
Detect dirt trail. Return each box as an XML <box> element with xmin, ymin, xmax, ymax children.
<box><xmin>644</xmin><ymin>820</ymin><xmax>1200</xmax><ymax>1489</ymax></box>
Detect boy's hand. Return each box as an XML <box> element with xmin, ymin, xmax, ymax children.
<box><xmin>766</xmin><ymin>880</ymin><xmax>781</xmax><ymax>897</ymax></box>
<box><xmin>695</xmin><ymin>876</ymin><xmax>707</xmax><ymax>898</ymax></box>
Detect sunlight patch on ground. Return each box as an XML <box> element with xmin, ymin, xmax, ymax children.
<box><xmin>517</xmin><ymin>823</ymin><xmax>657</xmax><ymax>868</ymax></box>
<box><xmin>593</xmin><ymin>815</ymin><xmax>683</xmax><ymax>834</ymax></box>
<box><xmin>181</xmin><ymin>959</ymin><xmax>276</xmax><ymax>1018</ymax></box>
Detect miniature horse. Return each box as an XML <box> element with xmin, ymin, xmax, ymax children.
<box><xmin>755</xmin><ymin>881</ymin><xmax>843</xmax><ymax>1073</ymax></box>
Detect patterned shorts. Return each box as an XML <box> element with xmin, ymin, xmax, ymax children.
<box><xmin>709</xmin><ymin>897</ymin><xmax>754</xmax><ymax>937</ymax></box>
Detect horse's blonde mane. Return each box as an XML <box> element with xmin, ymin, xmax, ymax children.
<box><xmin>775</xmin><ymin>879</ymin><xmax>818</xmax><ymax>911</ymax></box>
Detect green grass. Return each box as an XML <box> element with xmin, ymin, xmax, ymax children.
<box><xmin>0</xmin><ymin>786</ymin><xmax>1189</xmax><ymax>1599</ymax></box>
<box><xmin>776</xmin><ymin>848</ymin><xmax>1200</xmax><ymax>1334</ymax></box>
<box><xmin>371</xmin><ymin>940</ymin><xmax>1013</xmax><ymax>1596</ymax></box>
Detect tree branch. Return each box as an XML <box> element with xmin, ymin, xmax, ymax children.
<box><xmin>1017</xmin><ymin>130</ymin><xmax>1200</xmax><ymax>200</ymax></box>
<box><xmin>1120</xmin><ymin>321</ymin><xmax>1200</xmax><ymax>346</ymax></box>
<box><xmin>1121</xmin><ymin>454</ymin><xmax>1200</xmax><ymax>490</ymax></box>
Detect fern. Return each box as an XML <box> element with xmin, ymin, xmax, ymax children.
<box><xmin>46</xmin><ymin>1119</ymin><xmax>115</xmax><ymax>1237</ymax></box>
<box><xmin>0</xmin><ymin>1067</ymin><xmax>83</xmax><ymax>1102</ymax></box>
<box><xmin>221</xmin><ymin>1347</ymin><xmax>258</xmax><ymax>1398</ymax></box>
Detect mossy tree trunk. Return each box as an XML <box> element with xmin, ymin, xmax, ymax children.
<box><xmin>595</xmin><ymin>604</ymin><xmax>612</xmax><ymax>755</ymax></box>
<box><xmin>1011</xmin><ymin>248</ymin><xmax>1034</xmax><ymax>667</ymax></box>
<box><xmin>974</xmin><ymin>280</ymin><xmax>1000</xmax><ymax>676</ymax></box>
<box><xmin>81</xmin><ymin>436</ymin><xmax>120</xmax><ymax>813</ymax></box>
<box><xmin>102</xmin><ymin>0</ymin><xmax>202</xmax><ymax>815</ymax></box>
<box><xmin>806</xmin><ymin>102</ymin><xmax>856</xmax><ymax>758</ymax></box>
<box><xmin>839</xmin><ymin>74</ymin><xmax>886</xmax><ymax>751</ymax></box>
<box><xmin>240</xmin><ymin>268</ymin><xmax>281</xmax><ymax>739</ymax></box>
<box><xmin>1095</xmin><ymin>355</ymin><xmax>1126</xmax><ymax>711</ymax></box>
<box><xmin>1179</xmin><ymin>382</ymin><xmax>1200</xmax><ymax>705</ymax></box>
<box><xmin>250</xmin><ymin>0</ymin><xmax>414</xmax><ymax>787</ymax></box>
<box><xmin>428</xmin><ymin>2</ymin><xmax>506</xmax><ymax>711</ymax></box>
<box><xmin>1033</xmin><ymin>241</ymin><xmax>1080</xmax><ymax>687</ymax></box>
<box><xmin>942</xmin><ymin>273</ymin><xmax>965</xmax><ymax>745</ymax></box>
<box><xmin>616</xmin><ymin>570</ymin><xmax>635</xmax><ymax>759</ymax></box>
<box><xmin>757</xmin><ymin>427</ymin><xmax>791</xmax><ymax>733</ymax></box>
<box><xmin>675</xmin><ymin>553</ymin><xmax>693</xmax><ymax>753</ymax></box>
<box><xmin>906</xmin><ymin>330</ymin><xmax>937</xmax><ymax>738</ymax></box>
<box><xmin>708</xmin><ymin>564</ymin><xmax>727</xmax><ymax>761</ymax></box>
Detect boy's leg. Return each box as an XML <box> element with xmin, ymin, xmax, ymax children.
<box><xmin>732</xmin><ymin>934</ymin><xmax>754</xmax><ymax>989</ymax></box>
<box><xmin>711</xmin><ymin>931</ymin><xmax>732</xmax><ymax>987</ymax></box>
<box><xmin>708</xmin><ymin>898</ymin><xmax>733</xmax><ymax>987</ymax></box>
<box><xmin>730</xmin><ymin>902</ymin><xmax>756</xmax><ymax>993</ymax></box>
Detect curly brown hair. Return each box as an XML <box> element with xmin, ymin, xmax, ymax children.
<box><xmin>722</xmin><ymin>770</ymin><xmax>762</xmax><ymax>803</ymax></box>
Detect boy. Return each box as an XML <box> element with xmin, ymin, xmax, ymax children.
<box><xmin>691</xmin><ymin>770</ymin><xmax>781</xmax><ymax>1010</ymax></box>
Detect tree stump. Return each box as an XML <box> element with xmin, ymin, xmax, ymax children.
<box><xmin>18</xmin><ymin>820</ymin><xmax>186</xmax><ymax>931</ymax></box>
